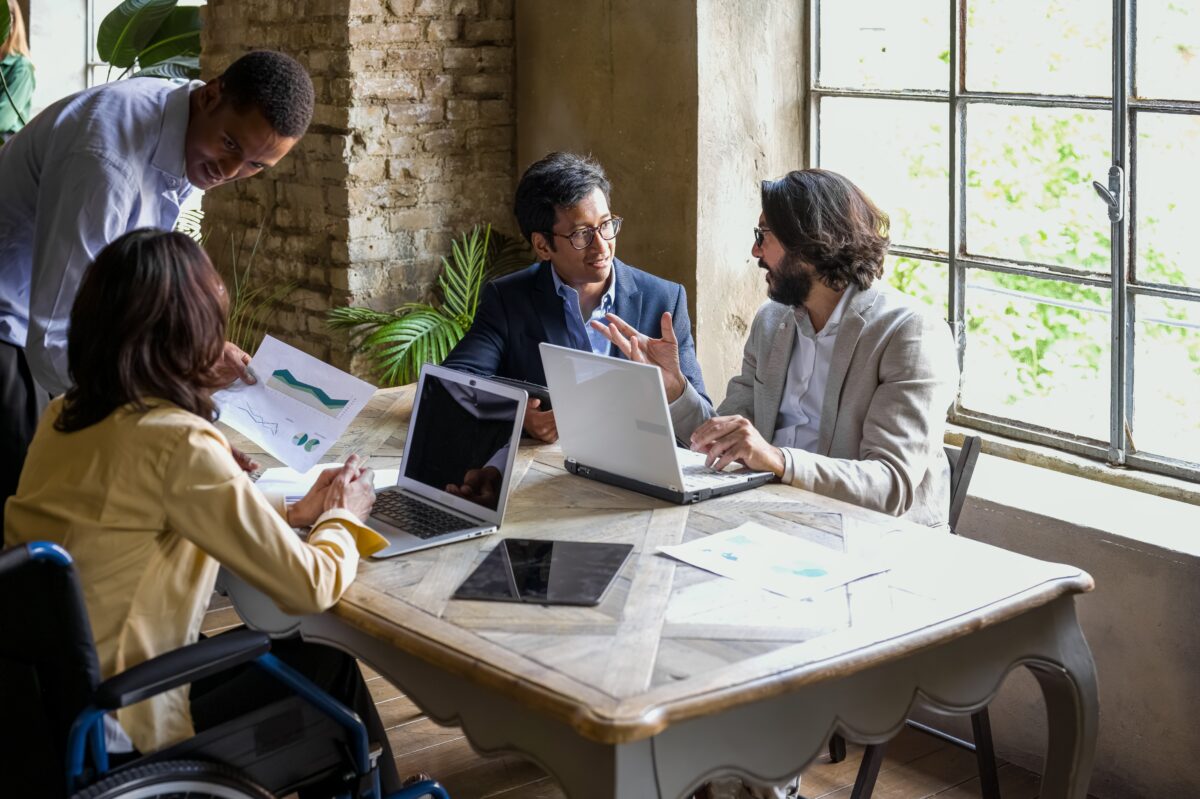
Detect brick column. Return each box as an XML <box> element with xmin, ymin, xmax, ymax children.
<box><xmin>202</xmin><ymin>0</ymin><xmax>515</xmax><ymax>372</ymax></box>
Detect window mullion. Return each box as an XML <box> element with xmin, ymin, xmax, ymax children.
<box><xmin>948</xmin><ymin>0</ymin><xmax>966</xmax><ymax>377</ymax></box>
<box><xmin>805</xmin><ymin>0</ymin><xmax>819</xmax><ymax>169</ymax></box>
<box><xmin>1106</xmin><ymin>0</ymin><xmax>1132</xmax><ymax>465</ymax></box>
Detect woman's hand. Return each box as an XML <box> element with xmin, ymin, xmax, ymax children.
<box><xmin>322</xmin><ymin>456</ymin><xmax>376</xmax><ymax>520</ymax></box>
<box><xmin>215</xmin><ymin>341</ymin><xmax>255</xmax><ymax>387</ymax></box>
<box><xmin>287</xmin><ymin>455</ymin><xmax>374</xmax><ymax>526</ymax></box>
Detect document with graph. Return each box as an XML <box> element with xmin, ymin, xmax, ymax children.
<box><xmin>214</xmin><ymin>336</ymin><xmax>376</xmax><ymax>471</ymax></box>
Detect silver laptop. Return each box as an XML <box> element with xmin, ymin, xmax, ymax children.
<box><xmin>539</xmin><ymin>343</ymin><xmax>774</xmax><ymax>504</ymax></box>
<box><xmin>369</xmin><ymin>364</ymin><xmax>528</xmax><ymax>558</ymax></box>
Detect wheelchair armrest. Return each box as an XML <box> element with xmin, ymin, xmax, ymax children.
<box><xmin>93</xmin><ymin>628</ymin><xmax>270</xmax><ymax>709</ymax></box>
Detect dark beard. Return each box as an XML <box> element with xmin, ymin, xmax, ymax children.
<box><xmin>761</xmin><ymin>252</ymin><xmax>813</xmax><ymax>307</ymax></box>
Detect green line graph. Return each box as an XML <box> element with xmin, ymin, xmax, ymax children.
<box><xmin>267</xmin><ymin>369</ymin><xmax>351</xmax><ymax>418</ymax></box>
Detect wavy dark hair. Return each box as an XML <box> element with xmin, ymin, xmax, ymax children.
<box><xmin>760</xmin><ymin>169</ymin><xmax>890</xmax><ymax>291</ymax></box>
<box><xmin>56</xmin><ymin>229</ymin><xmax>228</xmax><ymax>433</ymax></box>
<box><xmin>514</xmin><ymin>151</ymin><xmax>612</xmax><ymax>248</ymax></box>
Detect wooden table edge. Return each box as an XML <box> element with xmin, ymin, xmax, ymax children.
<box><xmin>336</xmin><ymin>570</ymin><xmax>1093</xmax><ymax>745</ymax></box>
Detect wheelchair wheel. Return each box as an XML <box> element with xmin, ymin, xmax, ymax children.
<box><xmin>72</xmin><ymin>759</ymin><xmax>275</xmax><ymax>799</ymax></box>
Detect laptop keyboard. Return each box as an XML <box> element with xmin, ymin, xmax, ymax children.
<box><xmin>372</xmin><ymin>490</ymin><xmax>471</xmax><ymax>539</ymax></box>
<box><xmin>680</xmin><ymin>464</ymin><xmax>749</xmax><ymax>489</ymax></box>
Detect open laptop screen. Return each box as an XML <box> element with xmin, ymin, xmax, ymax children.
<box><xmin>402</xmin><ymin>372</ymin><xmax>521</xmax><ymax>511</ymax></box>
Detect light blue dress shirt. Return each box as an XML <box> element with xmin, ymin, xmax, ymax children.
<box><xmin>550</xmin><ymin>266</ymin><xmax>617</xmax><ymax>356</ymax></box>
<box><xmin>0</xmin><ymin>78</ymin><xmax>199</xmax><ymax>395</ymax></box>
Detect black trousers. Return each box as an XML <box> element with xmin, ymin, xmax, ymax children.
<box><xmin>190</xmin><ymin>633</ymin><xmax>402</xmax><ymax>798</ymax></box>
<box><xmin>0</xmin><ymin>341</ymin><xmax>50</xmax><ymax>530</ymax></box>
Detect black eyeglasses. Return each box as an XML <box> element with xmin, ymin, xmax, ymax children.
<box><xmin>551</xmin><ymin>217</ymin><xmax>623</xmax><ymax>250</ymax></box>
<box><xmin>753</xmin><ymin>226</ymin><xmax>771</xmax><ymax>248</ymax></box>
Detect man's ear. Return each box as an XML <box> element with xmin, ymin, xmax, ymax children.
<box><xmin>531</xmin><ymin>232</ymin><xmax>555</xmax><ymax>261</ymax></box>
<box><xmin>197</xmin><ymin>78</ymin><xmax>222</xmax><ymax>113</ymax></box>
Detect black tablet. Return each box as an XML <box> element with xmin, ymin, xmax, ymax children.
<box><xmin>452</xmin><ymin>538</ymin><xmax>634</xmax><ymax>606</ymax></box>
<box><xmin>479</xmin><ymin>376</ymin><xmax>552</xmax><ymax>409</ymax></box>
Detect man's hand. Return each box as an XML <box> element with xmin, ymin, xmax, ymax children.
<box><xmin>215</xmin><ymin>341</ymin><xmax>255</xmax><ymax>386</ymax></box>
<box><xmin>690</xmin><ymin>415</ymin><xmax>785</xmax><ymax>476</ymax></box>
<box><xmin>231</xmin><ymin>446</ymin><xmax>261</xmax><ymax>474</ymax></box>
<box><xmin>523</xmin><ymin>399</ymin><xmax>558</xmax><ymax>443</ymax></box>
<box><xmin>590</xmin><ymin>311</ymin><xmax>687</xmax><ymax>401</ymax></box>
<box><xmin>445</xmin><ymin>465</ymin><xmax>503</xmax><ymax>508</ymax></box>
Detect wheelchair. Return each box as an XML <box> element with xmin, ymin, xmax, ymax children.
<box><xmin>0</xmin><ymin>541</ymin><xmax>450</xmax><ymax>799</ymax></box>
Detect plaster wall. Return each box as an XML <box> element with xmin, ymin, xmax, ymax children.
<box><xmin>921</xmin><ymin>455</ymin><xmax>1200</xmax><ymax>798</ymax></box>
<box><xmin>515</xmin><ymin>0</ymin><xmax>698</xmax><ymax>300</ymax></box>
<box><xmin>695</xmin><ymin>1</ymin><xmax>804</xmax><ymax>403</ymax></box>
<box><xmin>26</xmin><ymin>0</ymin><xmax>87</xmax><ymax>112</ymax></box>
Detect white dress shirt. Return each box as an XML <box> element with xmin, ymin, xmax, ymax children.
<box><xmin>0</xmin><ymin>78</ymin><xmax>199</xmax><ymax>395</ymax></box>
<box><xmin>774</xmin><ymin>286</ymin><xmax>856</xmax><ymax>479</ymax></box>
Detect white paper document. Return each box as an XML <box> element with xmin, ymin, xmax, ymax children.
<box><xmin>658</xmin><ymin>521</ymin><xmax>888</xmax><ymax>599</ymax></box>
<box><xmin>214</xmin><ymin>336</ymin><xmax>376</xmax><ymax>471</ymax></box>
<box><xmin>256</xmin><ymin>463</ymin><xmax>400</xmax><ymax>502</ymax></box>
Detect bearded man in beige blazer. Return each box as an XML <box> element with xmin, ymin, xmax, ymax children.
<box><xmin>593</xmin><ymin>169</ymin><xmax>958</xmax><ymax>529</ymax></box>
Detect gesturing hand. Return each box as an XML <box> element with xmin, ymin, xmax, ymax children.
<box><xmin>523</xmin><ymin>399</ymin><xmax>558</xmax><ymax>443</ymax></box>
<box><xmin>690</xmin><ymin>415</ymin><xmax>786</xmax><ymax>476</ymax></box>
<box><xmin>590</xmin><ymin>311</ymin><xmax>687</xmax><ymax>401</ymax></box>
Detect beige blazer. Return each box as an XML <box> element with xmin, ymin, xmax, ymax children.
<box><xmin>670</xmin><ymin>285</ymin><xmax>959</xmax><ymax>527</ymax></box>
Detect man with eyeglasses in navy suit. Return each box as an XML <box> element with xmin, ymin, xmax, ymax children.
<box><xmin>444</xmin><ymin>151</ymin><xmax>709</xmax><ymax>443</ymax></box>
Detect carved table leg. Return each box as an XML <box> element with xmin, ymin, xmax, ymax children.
<box><xmin>1026</xmin><ymin>599</ymin><xmax>1098</xmax><ymax>799</ymax></box>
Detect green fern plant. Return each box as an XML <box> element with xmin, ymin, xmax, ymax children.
<box><xmin>328</xmin><ymin>225</ymin><xmax>532</xmax><ymax>386</ymax></box>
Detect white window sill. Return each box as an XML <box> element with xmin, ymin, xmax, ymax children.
<box><xmin>948</xmin><ymin>425</ymin><xmax>1200</xmax><ymax>559</ymax></box>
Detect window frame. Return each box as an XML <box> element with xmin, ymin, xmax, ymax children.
<box><xmin>805</xmin><ymin>0</ymin><xmax>1200</xmax><ymax>482</ymax></box>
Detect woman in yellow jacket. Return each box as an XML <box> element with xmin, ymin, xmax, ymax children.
<box><xmin>4</xmin><ymin>228</ymin><xmax>402</xmax><ymax>795</ymax></box>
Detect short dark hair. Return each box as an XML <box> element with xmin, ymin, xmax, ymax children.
<box><xmin>513</xmin><ymin>152</ymin><xmax>612</xmax><ymax>247</ymax></box>
<box><xmin>219</xmin><ymin>50</ymin><xmax>314</xmax><ymax>138</ymax></box>
<box><xmin>760</xmin><ymin>169</ymin><xmax>890</xmax><ymax>291</ymax></box>
<box><xmin>57</xmin><ymin>230</ymin><xmax>228</xmax><ymax>433</ymax></box>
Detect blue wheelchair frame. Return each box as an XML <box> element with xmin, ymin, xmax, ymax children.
<box><xmin>23</xmin><ymin>542</ymin><xmax>448</xmax><ymax>799</ymax></box>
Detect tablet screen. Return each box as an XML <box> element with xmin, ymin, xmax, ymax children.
<box><xmin>452</xmin><ymin>539</ymin><xmax>634</xmax><ymax>606</ymax></box>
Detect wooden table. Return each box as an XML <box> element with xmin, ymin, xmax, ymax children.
<box><xmin>222</xmin><ymin>387</ymin><xmax>1098</xmax><ymax>799</ymax></box>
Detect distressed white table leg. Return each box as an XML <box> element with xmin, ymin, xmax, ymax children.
<box><xmin>1026</xmin><ymin>600</ymin><xmax>1098</xmax><ymax>799</ymax></box>
<box><xmin>298</xmin><ymin>612</ymin><xmax>672</xmax><ymax>798</ymax></box>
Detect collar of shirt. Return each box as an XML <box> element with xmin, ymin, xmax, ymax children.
<box><xmin>794</xmin><ymin>284</ymin><xmax>856</xmax><ymax>340</ymax></box>
<box><xmin>149</xmin><ymin>81</ymin><xmax>202</xmax><ymax>194</ymax></box>
<box><xmin>551</xmin><ymin>264</ymin><xmax>618</xmax><ymax>355</ymax></box>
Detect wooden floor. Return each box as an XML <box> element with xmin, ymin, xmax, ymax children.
<box><xmin>202</xmin><ymin>596</ymin><xmax>1044</xmax><ymax>799</ymax></box>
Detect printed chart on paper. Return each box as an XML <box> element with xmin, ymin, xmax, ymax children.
<box><xmin>214</xmin><ymin>336</ymin><xmax>376</xmax><ymax>471</ymax></box>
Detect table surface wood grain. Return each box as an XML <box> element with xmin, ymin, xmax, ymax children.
<box><xmin>224</xmin><ymin>385</ymin><xmax>1094</xmax><ymax>746</ymax></box>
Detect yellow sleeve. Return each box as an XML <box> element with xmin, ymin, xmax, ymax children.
<box><xmin>162</xmin><ymin>425</ymin><xmax>386</xmax><ymax>615</ymax></box>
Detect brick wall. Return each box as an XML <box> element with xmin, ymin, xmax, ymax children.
<box><xmin>202</xmin><ymin>0</ymin><xmax>516</xmax><ymax>373</ymax></box>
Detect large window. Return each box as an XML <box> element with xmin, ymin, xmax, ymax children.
<box><xmin>809</xmin><ymin>0</ymin><xmax>1200</xmax><ymax>481</ymax></box>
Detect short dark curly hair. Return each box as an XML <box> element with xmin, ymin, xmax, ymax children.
<box><xmin>514</xmin><ymin>152</ymin><xmax>612</xmax><ymax>248</ymax></box>
<box><xmin>761</xmin><ymin>169</ymin><xmax>890</xmax><ymax>291</ymax></box>
<box><xmin>219</xmin><ymin>50</ymin><xmax>314</xmax><ymax>138</ymax></box>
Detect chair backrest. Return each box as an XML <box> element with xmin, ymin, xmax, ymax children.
<box><xmin>0</xmin><ymin>542</ymin><xmax>102</xmax><ymax>798</ymax></box>
<box><xmin>943</xmin><ymin>435</ymin><xmax>982</xmax><ymax>533</ymax></box>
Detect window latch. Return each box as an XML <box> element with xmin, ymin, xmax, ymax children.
<box><xmin>1091</xmin><ymin>166</ymin><xmax>1124</xmax><ymax>223</ymax></box>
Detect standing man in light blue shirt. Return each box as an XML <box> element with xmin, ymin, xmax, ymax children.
<box><xmin>0</xmin><ymin>50</ymin><xmax>314</xmax><ymax>521</ymax></box>
<box><xmin>444</xmin><ymin>152</ymin><xmax>708</xmax><ymax>443</ymax></box>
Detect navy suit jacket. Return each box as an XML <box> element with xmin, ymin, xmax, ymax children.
<box><xmin>444</xmin><ymin>258</ymin><xmax>709</xmax><ymax>403</ymax></box>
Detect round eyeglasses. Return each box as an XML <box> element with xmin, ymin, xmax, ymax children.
<box><xmin>752</xmin><ymin>226</ymin><xmax>772</xmax><ymax>249</ymax></box>
<box><xmin>551</xmin><ymin>217</ymin><xmax>623</xmax><ymax>250</ymax></box>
